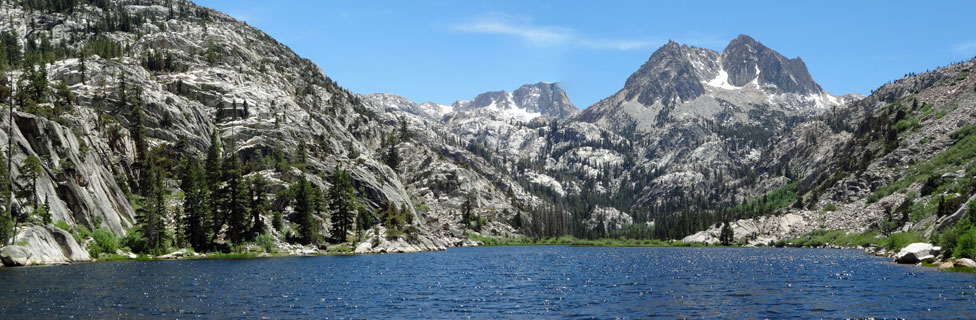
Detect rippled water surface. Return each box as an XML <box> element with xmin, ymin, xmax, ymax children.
<box><xmin>1</xmin><ymin>246</ymin><xmax>975</xmax><ymax>318</ymax></box>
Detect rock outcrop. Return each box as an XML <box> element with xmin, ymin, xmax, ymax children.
<box><xmin>954</xmin><ymin>258</ymin><xmax>976</xmax><ymax>268</ymax></box>
<box><xmin>1</xmin><ymin>226</ymin><xmax>91</xmax><ymax>266</ymax></box>
<box><xmin>682</xmin><ymin>214</ymin><xmax>808</xmax><ymax>245</ymax></box>
<box><xmin>352</xmin><ymin>226</ymin><xmax>454</xmax><ymax>254</ymax></box>
<box><xmin>893</xmin><ymin>243</ymin><xmax>940</xmax><ymax>264</ymax></box>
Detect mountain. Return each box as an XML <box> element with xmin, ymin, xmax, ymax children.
<box><xmin>362</xmin><ymin>93</ymin><xmax>453</xmax><ymax>121</ymax></box>
<box><xmin>1</xmin><ymin>0</ymin><xmax>972</xmax><ymax>266</ymax></box>
<box><xmin>0</xmin><ymin>0</ymin><xmax>563</xmax><ymax>260</ymax></box>
<box><xmin>580</xmin><ymin>35</ymin><xmax>849</xmax><ymax>131</ymax></box>
<box><xmin>684</xmin><ymin>56</ymin><xmax>976</xmax><ymax>245</ymax></box>
<box><xmin>558</xmin><ymin>36</ymin><xmax>856</xmax><ymax>224</ymax></box>
<box><xmin>451</xmin><ymin>82</ymin><xmax>577</xmax><ymax>121</ymax></box>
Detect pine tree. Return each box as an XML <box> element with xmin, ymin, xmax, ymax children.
<box><xmin>398</xmin><ymin>116</ymin><xmax>410</xmax><ymax>141</ymax></box>
<box><xmin>138</xmin><ymin>161</ymin><xmax>168</xmax><ymax>254</ymax></box>
<box><xmin>180</xmin><ymin>155</ymin><xmax>211</xmax><ymax>251</ymax></box>
<box><xmin>131</xmin><ymin>103</ymin><xmax>149</xmax><ymax>194</ymax></box>
<box><xmin>382</xmin><ymin>139</ymin><xmax>401</xmax><ymax>172</ymax></box>
<box><xmin>0</xmin><ymin>151</ymin><xmax>10</xmax><ymax>245</ymax></box>
<box><xmin>720</xmin><ymin>221</ymin><xmax>734</xmax><ymax>246</ymax></box>
<box><xmin>293</xmin><ymin>177</ymin><xmax>320</xmax><ymax>244</ymax></box>
<box><xmin>204</xmin><ymin>130</ymin><xmax>223</xmax><ymax>243</ymax></box>
<box><xmin>295</xmin><ymin>142</ymin><xmax>307</xmax><ymax>172</ymax></box>
<box><xmin>39</xmin><ymin>196</ymin><xmax>51</xmax><ymax>225</ymax></box>
<box><xmin>17</xmin><ymin>155</ymin><xmax>42</xmax><ymax>209</ymax></box>
<box><xmin>79</xmin><ymin>51</ymin><xmax>86</xmax><ymax>85</ymax></box>
<box><xmin>224</xmin><ymin>154</ymin><xmax>249</xmax><ymax>244</ymax></box>
<box><xmin>327</xmin><ymin>166</ymin><xmax>356</xmax><ymax>243</ymax></box>
<box><xmin>248</xmin><ymin>175</ymin><xmax>269</xmax><ymax>238</ymax></box>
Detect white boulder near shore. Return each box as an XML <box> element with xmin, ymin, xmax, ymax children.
<box><xmin>893</xmin><ymin>243</ymin><xmax>941</xmax><ymax>264</ymax></box>
<box><xmin>1</xmin><ymin>225</ymin><xmax>92</xmax><ymax>267</ymax></box>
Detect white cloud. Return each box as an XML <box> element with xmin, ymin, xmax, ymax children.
<box><xmin>453</xmin><ymin>18</ymin><xmax>572</xmax><ymax>45</ymax></box>
<box><xmin>954</xmin><ymin>41</ymin><xmax>976</xmax><ymax>55</ymax></box>
<box><xmin>452</xmin><ymin>14</ymin><xmax>655</xmax><ymax>51</ymax></box>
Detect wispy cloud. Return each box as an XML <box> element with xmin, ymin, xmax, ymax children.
<box><xmin>954</xmin><ymin>41</ymin><xmax>976</xmax><ymax>55</ymax></box>
<box><xmin>452</xmin><ymin>14</ymin><xmax>655</xmax><ymax>51</ymax></box>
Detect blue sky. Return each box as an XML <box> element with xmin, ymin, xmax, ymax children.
<box><xmin>196</xmin><ymin>0</ymin><xmax>976</xmax><ymax>108</ymax></box>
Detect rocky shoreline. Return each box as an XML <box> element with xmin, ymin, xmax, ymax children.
<box><xmin>782</xmin><ymin>241</ymin><xmax>976</xmax><ymax>272</ymax></box>
<box><xmin>5</xmin><ymin>225</ymin><xmax>976</xmax><ymax>274</ymax></box>
<box><xmin>1</xmin><ymin>224</ymin><xmax>483</xmax><ymax>267</ymax></box>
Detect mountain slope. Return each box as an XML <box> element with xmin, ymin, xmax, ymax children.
<box><xmin>0</xmin><ymin>0</ymin><xmax>553</xmax><ymax>255</ymax></box>
<box><xmin>684</xmin><ymin>56</ymin><xmax>976</xmax><ymax>244</ymax></box>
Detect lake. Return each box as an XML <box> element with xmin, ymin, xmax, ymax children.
<box><xmin>1</xmin><ymin>246</ymin><xmax>975</xmax><ymax>318</ymax></box>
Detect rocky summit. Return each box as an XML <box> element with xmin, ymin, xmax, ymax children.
<box><xmin>0</xmin><ymin>0</ymin><xmax>973</xmax><ymax>267</ymax></box>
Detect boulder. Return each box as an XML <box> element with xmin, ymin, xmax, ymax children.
<box><xmin>157</xmin><ymin>251</ymin><xmax>184</xmax><ymax>259</ymax></box>
<box><xmin>354</xmin><ymin>241</ymin><xmax>373</xmax><ymax>254</ymax></box>
<box><xmin>1</xmin><ymin>246</ymin><xmax>33</xmax><ymax>266</ymax></box>
<box><xmin>1</xmin><ymin>226</ymin><xmax>91</xmax><ymax>266</ymax></box>
<box><xmin>115</xmin><ymin>249</ymin><xmax>138</xmax><ymax>259</ymax></box>
<box><xmin>939</xmin><ymin>261</ymin><xmax>955</xmax><ymax>270</ymax></box>
<box><xmin>954</xmin><ymin>258</ymin><xmax>976</xmax><ymax>268</ymax></box>
<box><xmin>893</xmin><ymin>243</ymin><xmax>940</xmax><ymax>264</ymax></box>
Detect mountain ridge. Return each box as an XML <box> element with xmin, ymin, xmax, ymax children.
<box><xmin>0</xmin><ymin>0</ymin><xmax>972</xmax><ymax>266</ymax></box>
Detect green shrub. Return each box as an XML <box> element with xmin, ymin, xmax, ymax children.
<box><xmin>121</xmin><ymin>229</ymin><xmax>148</xmax><ymax>253</ymax></box>
<box><xmin>54</xmin><ymin>220</ymin><xmax>71</xmax><ymax>231</ymax></box>
<box><xmin>883</xmin><ymin>232</ymin><xmax>926</xmax><ymax>251</ymax></box>
<box><xmin>894</xmin><ymin>119</ymin><xmax>913</xmax><ymax>132</ymax></box>
<box><xmin>35</xmin><ymin>206</ymin><xmax>52</xmax><ymax>225</ymax></box>
<box><xmin>938</xmin><ymin>225</ymin><xmax>964</xmax><ymax>258</ymax></box>
<box><xmin>89</xmin><ymin>228</ymin><xmax>120</xmax><ymax>258</ymax></box>
<box><xmin>386</xmin><ymin>227</ymin><xmax>403</xmax><ymax>240</ymax></box>
<box><xmin>950</xmin><ymin>125</ymin><xmax>976</xmax><ymax>140</ymax></box>
<box><xmin>256</xmin><ymin>233</ymin><xmax>276</xmax><ymax>253</ymax></box>
<box><xmin>824</xmin><ymin>203</ymin><xmax>837</xmax><ymax>212</ymax></box>
<box><xmin>956</xmin><ymin>227</ymin><xmax>976</xmax><ymax>259</ymax></box>
<box><xmin>327</xmin><ymin>245</ymin><xmax>352</xmax><ymax>253</ymax></box>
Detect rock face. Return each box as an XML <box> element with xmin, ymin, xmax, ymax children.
<box><xmin>4</xmin><ymin>113</ymin><xmax>137</xmax><ymax>236</ymax></box>
<box><xmin>1</xmin><ymin>226</ymin><xmax>91</xmax><ymax>266</ymax></box>
<box><xmin>584</xmin><ymin>206</ymin><xmax>635</xmax><ymax>233</ymax></box>
<box><xmin>721</xmin><ymin>34</ymin><xmax>822</xmax><ymax>94</ymax></box>
<box><xmin>893</xmin><ymin>243</ymin><xmax>940</xmax><ymax>264</ymax></box>
<box><xmin>617</xmin><ymin>40</ymin><xmax>714</xmax><ymax>108</ymax></box>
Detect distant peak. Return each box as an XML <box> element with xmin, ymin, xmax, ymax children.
<box><xmin>732</xmin><ymin>34</ymin><xmax>758</xmax><ymax>43</ymax></box>
<box><xmin>720</xmin><ymin>34</ymin><xmax>821</xmax><ymax>94</ymax></box>
<box><xmin>725</xmin><ymin>34</ymin><xmax>764</xmax><ymax>52</ymax></box>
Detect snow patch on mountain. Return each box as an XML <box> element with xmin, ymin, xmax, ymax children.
<box><xmin>706</xmin><ymin>68</ymin><xmax>738</xmax><ymax>90</ymax></box>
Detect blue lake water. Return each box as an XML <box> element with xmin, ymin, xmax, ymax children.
<box><xmin>1</xmin><ymin>246</ymin><xmax>975</xmax><ymax>318</ymax></box>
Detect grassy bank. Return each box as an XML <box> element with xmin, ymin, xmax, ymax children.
<box><xmin>775</xmin><ymin>230</ymin><xmax>926</xmax><ymax>252</ymax></box>
<box><xmin>467</xmin><ymin>234</ymin><xmax>710</xmax><ymax>247</ymax></box>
